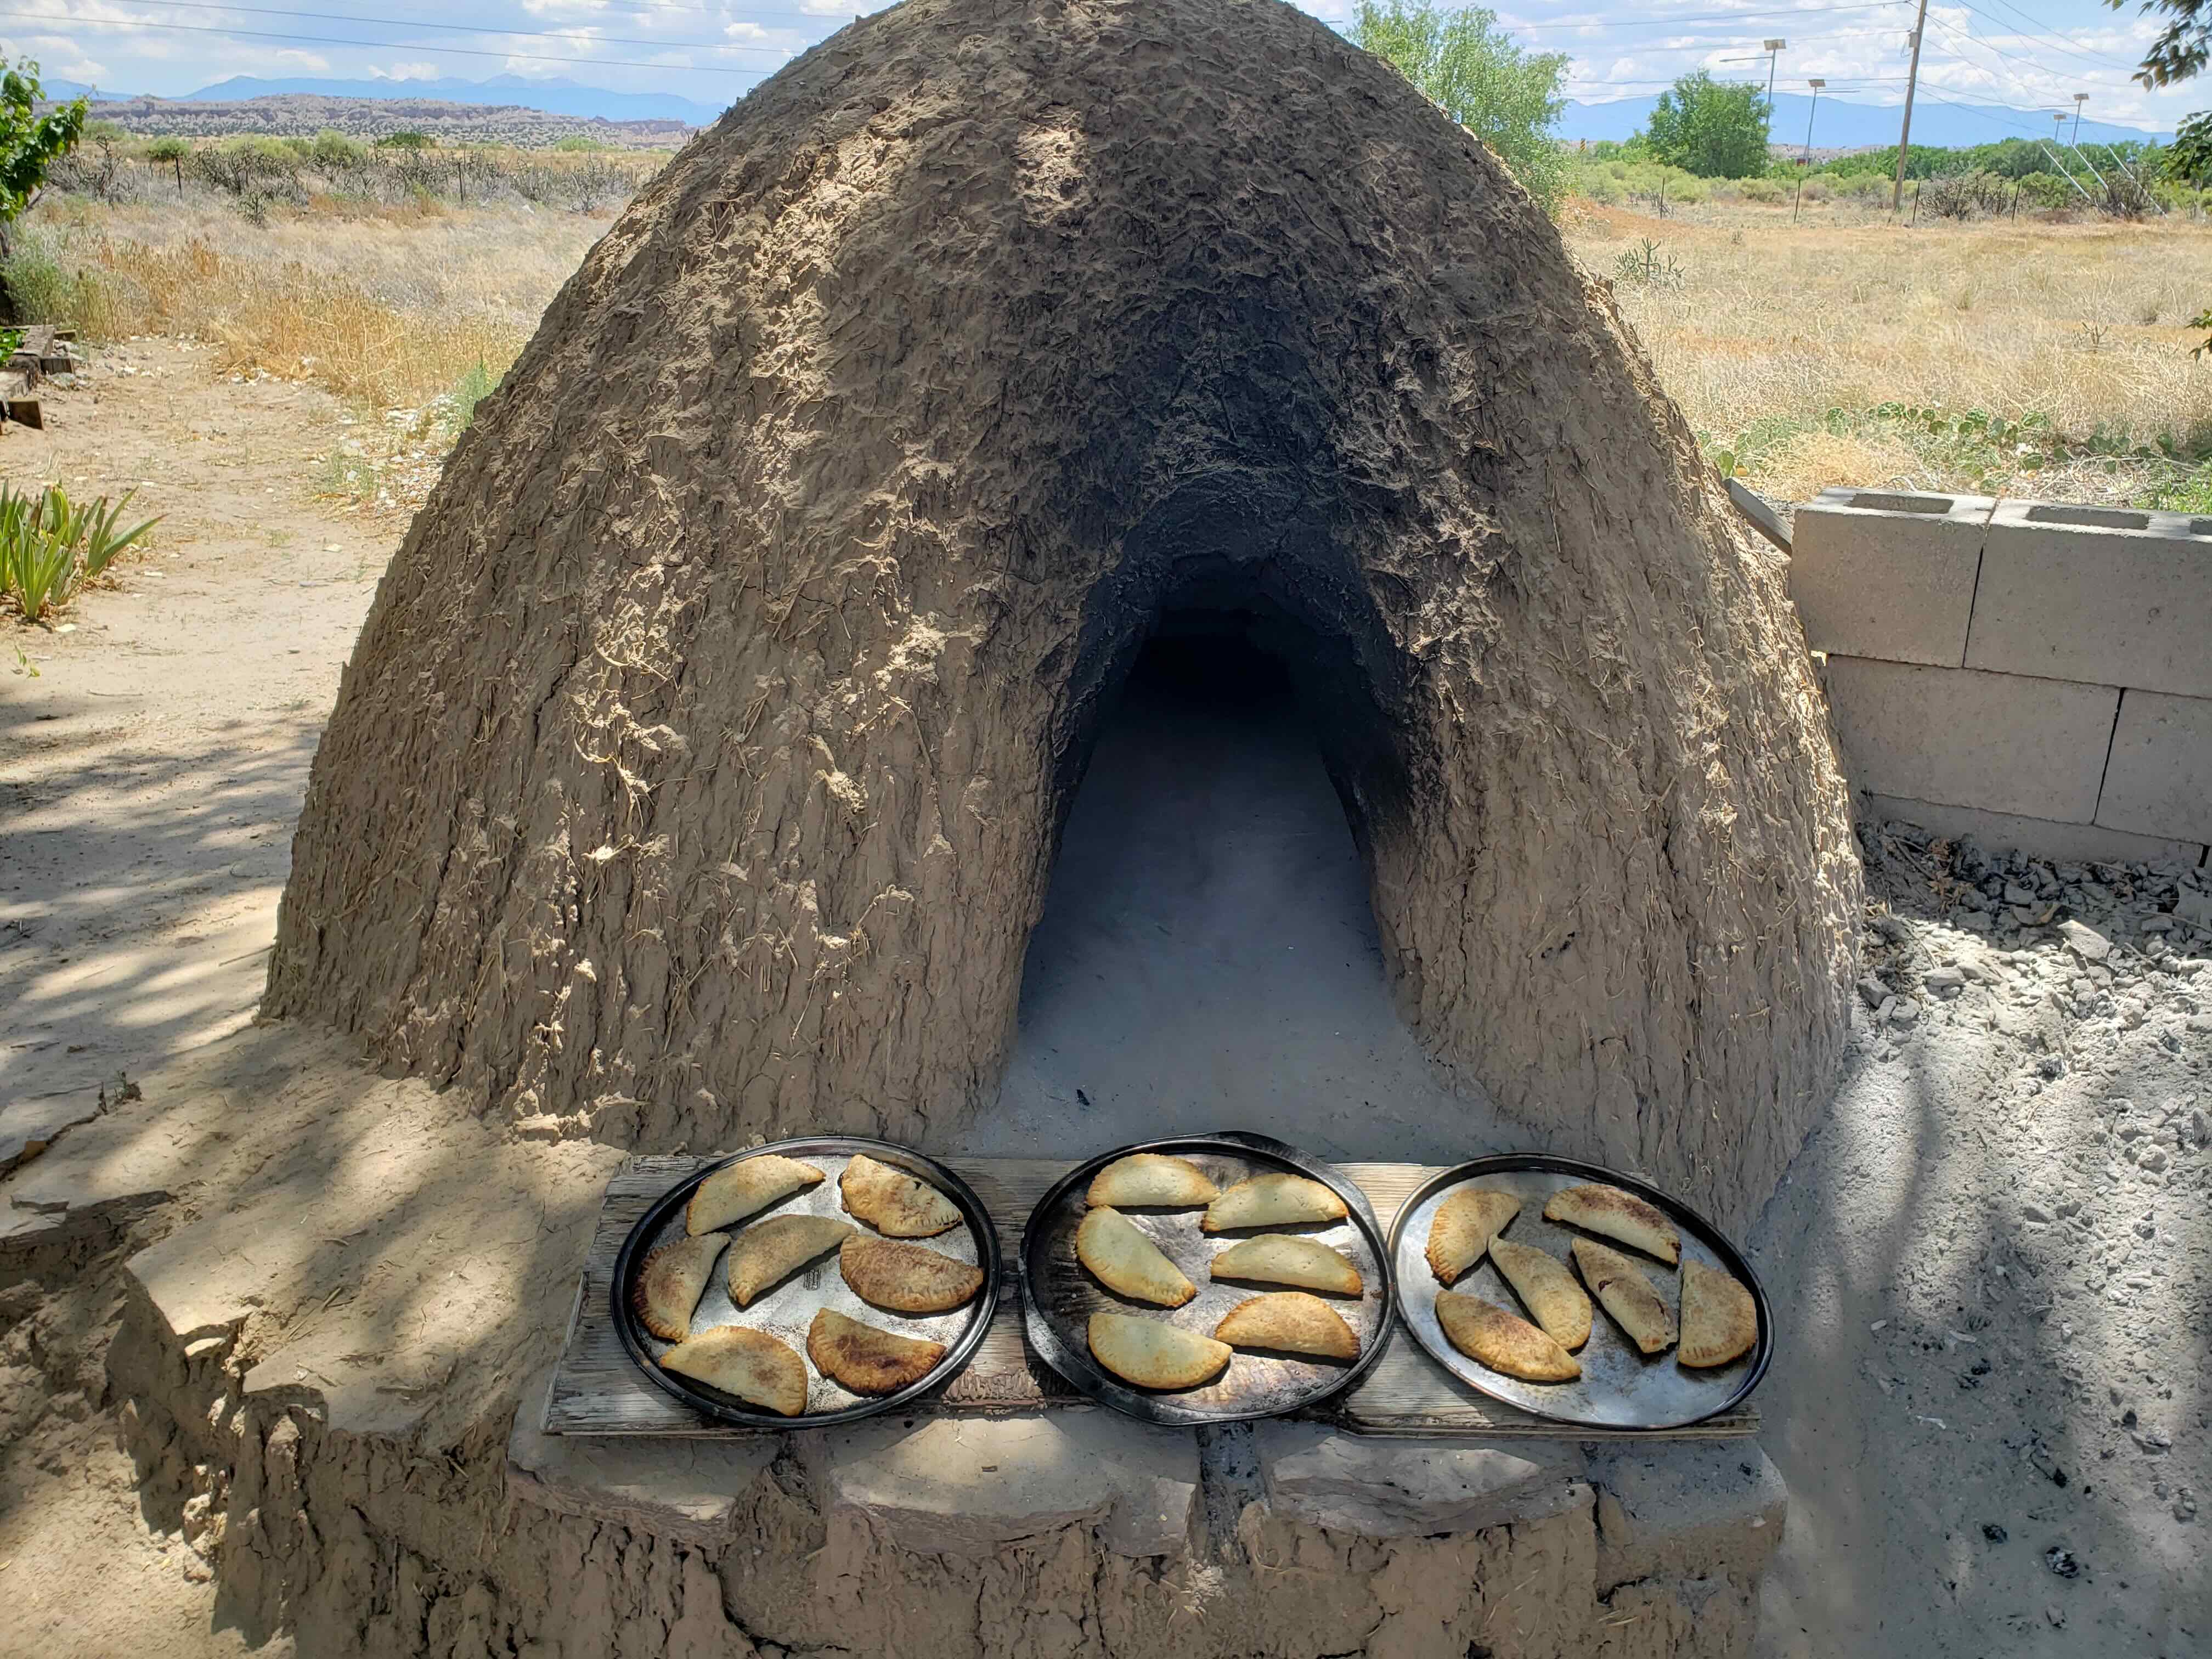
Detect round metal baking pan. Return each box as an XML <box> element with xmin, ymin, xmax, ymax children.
<box><xmin>1019</xmin><ymin>1131</ymin><xmax>1397</xmax><ymax>1427</ymax></box>
<box><xmin>612</xmin><ymin>1136</ymin><xmax>1002</xmax><ymax>1429</ymax></box>
<box><xmin>1389</xmin><ymin>1154</ymin><xmax>1772</xmax><ymax>1430</ymax></box>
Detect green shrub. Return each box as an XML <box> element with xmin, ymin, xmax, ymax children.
<box><xmin>1734</xmin><ymin>177</ymin><xmax>1785</xmax><ymax>204</ymax></box>
<box><xmin>0</xmin><ymin>482</ymin><xmax>160</xmax><ymax>623</ymax></box>
<box><xmin>309</xmin><ymin>129</ymin><xmax>366</xmax><ymax>172</ymax></box>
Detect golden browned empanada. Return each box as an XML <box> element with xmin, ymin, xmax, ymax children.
<box><xmin>1086</xmin><ymin>1312</ymin><xmax>1231</xmax><ymax>1390</ymax></box>
<box><xmin>1085</xmin><ymin>1153</ymin><xmax>1220</xmax><ymax>1209</ymax></box>
<box><xmin>1201</xmin><ymin>1172</ymin><xmax>1348</xmax><ymax>1233</ymax></box>
<box><xmin>839</xmin><ymin>1235</ymin><xmax>985</xmax><ymax>1314</ymax></box>
<box><xmin>686</xmin><ymin>1154</ymin><xmax>825</xmax><ymax>1235</ymax></box>
<box><xmin>806</xmin><ymin>1307</ymin><xmax>948</xmax><ymax>1395</ymax></box>
<box><xmin>1425</xmin><ymin>1187</ymin><xmax>1521</xmax><ymax>1286</ymax></box>
<box><xmin>630</xmin><ymin>1232</ymin><xmax>729</xmax><ymax>1341</ymax></box>
<box><xmin>1434</xmin><ymin>1290</ymin><xmax>1580</xmax><ymax>1383</ymax></box>
<box><xmin>839</xmin><ymin>1153</ymin><xmax>962</xmax><ymax>1238</ymax></box>
<box><xmin>1678</xmin><ymin>1259</ymin><xmax>1758</xmax><ymax>1369</ymax></box>
<box><xmin>659</xmin><ymin>1324</ymin><xmax>809</xmax><ymax>1416</ymax></box>
<box><xmin>1076</xmin><ymin>1206</ymin><xmax>1197</xmax><ymax>1307</ymax></box>
<box><xmin>1207</xmin><ymin>1234</ymin><xmax>1362</xmax><ymax>1296</ymax></box>
<box><xmin>1488</xmin><ymin>1238</ymin><xmax>1593</xmax><ymax>1351</ymax></box>
<box><xmin>1543</xmin><ymin>1183</ymin><xmax>1680</xmax><ymax>1265</ymax></box>
<box><xmin>725</xmin><ymin>1215</ymin><xmax>855</xmax><ymax>1308</ymax></box>
<box><xmin>1571</xmin><ymin>1238</ymin><xmax>1675</xmax><ymax>1355</ymax></box>
<box><xmin>1212</xmin><ymin>1293</ymin><xmax>1360</xmax><ymax>1360</ymax></box>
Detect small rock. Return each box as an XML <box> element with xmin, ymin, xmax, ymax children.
<box><xmin>2045</xmin><ymin>1607</ymin><xmax>2065</xmax><ymax>1630</ymax></box>
<box><xmin>2175</xmin><ymin>1487</ymin><xmax>2197</xmax><ymax>1522</ymax></box>
<box><xmin>1857</xmin><ymin>974</ymin><xmax>1890</xmax><ymax>1009</ymax></box>
<box><xmin>2136</xmin><ymin>1147</ymin><xmax>2168</xmax><ymax>1173</ymax></box>
<box><xmin>2141</xmin><ymin>915</ymin><xmax>2177</xmax><ymax>934</ymax></box>
<box><xmin>1889</xmin><ymin>1000</ymin><xmax>1921</xmax><ymax>1027</ymax></box>
<box><xmin>2045</xmin><ymin>1546</ymin><xmax>2079</xmax><ymax>1578</ymax></box>
<box><xmin>2058</xmin><ymin>920</ymin><xmax>2111</xmax><ymax>962</ymax></box>
<box><xmin>1982</xmin><ymin>1522</ymin><xmax>2007</xmax><ymax>1543</ymax></box>
<box><xmin>2175</xmin><ymin>889</ymin><xmax>2212</xmax><ymax>929</ymax></box>
<box><xmin>2004</xmin><ymin>882</ymin><xmax>2038</xmax><ymax>905</ymax></box>
<box><xmin>2019</xmin><ymin>1203</ymin><xmax>2051</xmax><ymax>1224</ymax></box>
<box><xmin>1924</xmin><ymin>967</ymin><xmax>1966</xmax><ymax>996</ymax></box>
<box><xmin>1870</xmin><ymin>913</ymin><xmax>1911</xmax><ymax>944</ymax></box>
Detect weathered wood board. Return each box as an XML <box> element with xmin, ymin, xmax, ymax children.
<box><xmin>545</xmin><ymin>1155</ymin><xmax>1760</xmax><ymax>1441</ymax></box>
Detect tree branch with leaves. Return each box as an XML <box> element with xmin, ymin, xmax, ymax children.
<box><xmin>0</xmin><ymin>58</ymin><xmax>87</xmax><ymax>323</ymax></box>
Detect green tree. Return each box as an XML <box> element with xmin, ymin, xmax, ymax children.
<box><xmin>0</xmin><ymin>58</ymin><xmax>87</xmax><ymax>321</ymax></box>
<box><xmin>1355</xmin><ymin>1</ymin><xmax>1570</xmax><ymax>209</ymax></box>
<box><xmin>1642</xmin><ymin>71</ymin><xmax>1769</xmax><ymax>179</ymax></box>
<box><xmin>2110</xmin><ymin>2</ymin><xmax>2208</xmax><ymax>347</ymax></box>
<box><xmin>146</xmin><ymin>136</ymin><xmax>189</xmax><ymax>196</ymax></box>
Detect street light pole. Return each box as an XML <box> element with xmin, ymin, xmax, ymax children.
<box><xmin>2072</xmin><ymin>93</ymin><xmax>2087</xmax><ymax>144</ymax></box>
<box><xmin>1764</xmin><ymin>38</ymin><xmax>1787</xmax><ymax>143</ymax></box>
<box><xmin>1804</xmin><ymin>78</ymin><xmax>1825</xmax><ymax>163</ymax></box>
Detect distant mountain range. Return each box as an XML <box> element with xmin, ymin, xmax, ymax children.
<box><xmin>49</xmin><ymin>74</ymin><xmax>729</xmax><ymax>128</ymax></box>
<box><xmin>49</xmin><ymin>73</ymin><xmax>2170</xmax><ymax>150</ymax></box>
<box><xmin>1561</xmin><ymin>91</ymin><xmax>2174</xmax><ymax>150</ymax></box>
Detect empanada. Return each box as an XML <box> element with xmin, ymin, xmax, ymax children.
<box><xmin>1086</xmin><ymin>1312</ymin><xmax>1231</xmax><ymax>1390</ymax></box>
<box><xmin>1207</xmin><ymin>1234</ymin><xmax>1362</xmax><ymax>1296</ymax></box>
<box><xmin>1076</xmin><ymin>1207</ymin><xmax>1197</xmax><ymax>1307</ymax></box>
<box><xmin>1434</xmin><ymin>1290</ymin><xmax>1580</xmax><ymax>1383</ymax></box>
<box><xmin>1085</xmin><ymin>1153</ymin><xmax>1220</xmax><ymax>1209</ymax></box>
<box><xmin>725</xmin><ymin>1215</ymin><xmax>855</xmax><ymax>1307</ymax></box>
<box><xmin>806</xmin><ymin>1307</ymin><xmax>948</xmax><ymax>1395</ymax></box>
<box><xmin>686</xmin><ymin>1154</ymin><xmax>825</xmax><ymax>1235</ymax></box>
<box><xmin>1571</xmin><ymin>1238</ymin><xmax>1675</xmax><ymax>1355</ymax></box>
<box><xmin>1488</xmin><ymin>1238</ymin><xmax>1593</xmax><ymax>1350</ymax></box>
<box><xmin>1678</xmin><ymin>1259</ymin><xmax>1758</xmax><ymax>1368</ymax></box>
<box><xmin>630</xmin><ymin>1232</ymin><xmax>729</xmax><ymax>1341</ymax></box>
<box><xmin>1212</xmin><ymin>1293</ymin><xmax>1360</xmax><ymax>1360</ymax></box>
<box><xmin>1201</xmin><ymin>1172</ymin><xmax>1348</xmax><ymax>1233</ymax></box>
<box><xmin>1543</xmin><ymin>1183</ymin><xmax>1680</xmax><ymax>1265</ymax></box>
<box><xmin>659</xmin><ymin>1324</ymin><xmax>809</xmax><ymax>1416</ymax></box>
<box><xmin>839</xmin><ymin>1235</ymin><xmax>985</xmax><ymax>1314</ymax></box>
<box><xmin>839</xmin><ymin>1153</ymin><xmax>962</xmax><ymax>1238</ymax></box>
<box><xmin>1425</xmin><ymin>1187</ymin><xmax>1521</xmax><ymax>1285</ymax></box>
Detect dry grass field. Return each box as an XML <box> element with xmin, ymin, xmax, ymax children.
<box><xmin>13</xmin><ymin>185</ymin><xmax>2212</xmax><ymax>512</ymax></box>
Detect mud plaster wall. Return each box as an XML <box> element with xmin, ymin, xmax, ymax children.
<box><xmin>267</xmin><ymin>0</ymin><xmax>1860</xmax><ymax>1226</ymax></box>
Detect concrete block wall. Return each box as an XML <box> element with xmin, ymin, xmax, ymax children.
<box><xmin>1790</xmin><ymin>488</ymin><xmax>2212</xmax><ymax>868</ymax></box>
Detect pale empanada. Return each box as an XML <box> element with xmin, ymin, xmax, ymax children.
<box><xmin>630</xmin><ymin>1233</ymin><xmax>729</xmax><ymax>1341</ymax></box>
<box><xmin>1543</xmin><ymin>1183</ymin><xmax>1680</xmax><ymax>1266</ymax></box>
<box><xmin>1207</xmin><ymin>1234</ymin><xmax>1362</xmax><ymax>1296</ymax></box>
<box><xmin>839</xmin><ymin>1235</ymin><xmax>985</xmax><ymax>1314</ymax></box>
<box><xmin>1086</xmin><ymin>1312</ymin><xmax>1231</xmax><ymax>1390</ymax></box>
<box><xmin>806</xmin><ymin>1307</ymin><xmax>947</xmax><ymax>1395</ymax></box>
<box><xmin>685</xmin><ymin>1154</ymin><xmax>825</xmax><ymax>1235</ymax></box>
<box><xmin>1201</xmin><ymin>1172</ymin><xmax>1348</xmax><ymax>1233</ymax></box>
<box><xmin>1488</xmin><ymin>1238</ymin><xmax>1593</xmax><ymax>1351</ymax></box>
<box><xmin>1425</xmin><ymin>1187</ymin><xmax>1521</xmax><ymax>1285</ymax></box>
<box><xmin>659</xmin><ymin>1324</ymin><xmax>809</xmax><ymax>1416</ymax></box>
<box><xmin>725</xmin><ymin>1215</ymin><xmax>855</xmax><ymax>1307</ymax></box>
<box><xmin>1678</xmin><ymin>1259</ymin><xmax>1758</xmax><ymax>1369</ymax></box>
<box><xmin>839</xmin><ymin>1153</ymin><xmax>962</xmax><ymax>1238</ymax></box>
<box><xmin>1085</xmin><ymin>1153</ymin><xmax>1220</xmax><ymax>1209</ymax></box>
<box><xmin>1434</xmin><ymin>1290</ymin><xmax>1580</xmax><ymax>1383</ymax></box>
<box><xmin>1076</xmin><ymin>1207</ymin><xmax>1197</xmax><ymax>1307</ymax></box>
<box><xmin>1571</xmin><ymin>1238</ymin><xmax>1675</xmax><ymax>1355</ymax></box>
<box><xmin>1212</xmin><ymin>1293</ymin><xmax>1360</xmax><ymax>1360</ymax></box>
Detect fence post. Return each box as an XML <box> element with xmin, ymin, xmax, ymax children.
<box><xmin>1911</xmin><ymin>180</ymin><xmax>1921</xmax><ymax>225</ymax></box>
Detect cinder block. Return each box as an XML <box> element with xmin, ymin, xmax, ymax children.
<box><xmin>1787</xmin><ymin>487</ymin><xmax>1994</xmax><ymax>667</ymax></box>
<box><xmin>1821</xmin><ymin>657</ymin><xmax>2118</xmax><ymax>824</ymax></box>
<box><xmin>1965</xmin><ymin>500</ymin><xmax>2212</xmax><ymax>697</ymax></box>
<box><xmin>2096</xmin><ymin>689</ymin><xmax>2212</xmax><ymax>844</ymax></box>
<box><xmin>1860</xmin><ymin>792</ymin><xmax>2206</xmax><ymax>872</ymax></box>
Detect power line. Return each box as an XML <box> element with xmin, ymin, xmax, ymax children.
<box><xmin>1955</xmin><ymin>0</ymin><xmax>2149</xmax><ymax>75</ymax></box>
<box><xmin>1506</xmin><ymin>2</ymin><xmax>1905</xmax><ymax>32</ymax></box>
<box><xmin>93</xmin><ymin>0</ymin><xmax>798</xmax><ymax>60</ymax></box>
<box><xmin>5</xmin><ymin>9</ymin><xmax>771</xmax><ymax>74</ymax></box>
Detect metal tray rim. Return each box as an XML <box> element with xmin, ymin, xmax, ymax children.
<box><xmin>1385</xmin><ymin>1152</ymin><xmax>1774</xmax><ymax>1431</ymax></box>
<box><xmin>611</xmin><ymin>1135</ymin><xmax>1004</xmax><ymax>1430</ymax></box>
<box><xmin>1018</xmin><ymin>1130</ymin><xmax>1399</xmax><ymax>1429</ymax></box>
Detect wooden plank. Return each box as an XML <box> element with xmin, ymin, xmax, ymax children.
<box><xmin>544</xmin><ymin>1156</ymin><xmax>1758</xmax><ymax>1441</ymax></box>
<box><xmin>1</xmin><ymin>369</ymin><xmax>42</xmax><ymax>430</ymax></box>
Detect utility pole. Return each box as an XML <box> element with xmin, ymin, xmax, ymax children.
<box><xmin>1764</xmin><ymin>39</ymin><xmax>1787</xmax><ymax>143</ymax></box>
<box><xmin>1804</xmin><ymin>78</ymin><xmax>1825</xmax><ymax>163</ymax></box>
<box><xmin>2072</xmin><ymin>92</ymin><xmax>2087</xmax><ymax>144</ymax></box>
<box><xmin>1892</xmin><ymin>0</ymin><xmax>1929</xmax><ymax>213</ymax></box>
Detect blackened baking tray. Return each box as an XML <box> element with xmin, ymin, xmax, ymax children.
<box><xmin>1019</xmin><ymin>1131</ymin><xmax>1396</xmax><ymax>1427</ymax></box>
<box><xmin>1389</xmin><ymin>1154</ymin><xmax>1772</xmax><ymax>1430</ymax></box>
<box><xmin>611</xmin><ymin>1136</ymin><xmax>1001</xmax><ymax>1428</ymax></box>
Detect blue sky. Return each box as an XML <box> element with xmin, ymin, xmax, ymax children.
<box><xmin>15</xmin><ymin>0</ymin><xmax>2203</xmax><ymax>133</ymax></box>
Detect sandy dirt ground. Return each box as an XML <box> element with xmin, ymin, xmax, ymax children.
<box><xmin>2</xmin><ymin>351</ymin><xmax>2207</xmax><ymax>1658</ymax></box>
